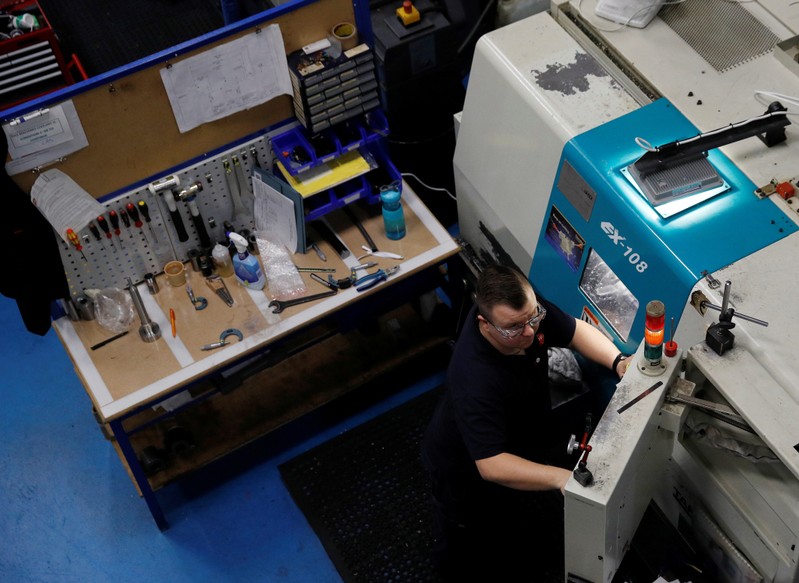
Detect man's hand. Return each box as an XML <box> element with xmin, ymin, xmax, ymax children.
<box><xmin>571</xmin><ymin>319</ymin><xmax>623</xmax><ymax>377</ymax></box>
<box><xmin>476</xmin><ymin>453</ymin><xmax>573</xmax><ymax>493</ymax></box>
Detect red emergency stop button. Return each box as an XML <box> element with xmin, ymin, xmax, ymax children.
<box><xmin>397</xmin><ymin>0</ymin><xmax>421</xmax><ymax>24</ymax></box>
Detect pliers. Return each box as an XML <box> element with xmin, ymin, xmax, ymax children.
<box><xmin>322</xmin><ymin>264</ymin><xmax>376</xmax><ymax>289</ymax></box>
<box><xmin>354</xmin><ymin>265</ymin><xmax>400</xmax><ymax>292</ymax></box>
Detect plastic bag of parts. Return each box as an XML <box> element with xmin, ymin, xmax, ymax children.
<box><xmin>256</xmin><ymin>234</ymin><xmax>306</xmax><ymax>299</ymax></box>
<box><xmin>91</xmin><ymin>288</ymin><xmax>135</xmax><ymax>333</ymax></box>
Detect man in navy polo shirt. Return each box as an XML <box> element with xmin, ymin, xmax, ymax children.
<box><xmin>422</xmin><ymin>264</ymin><xmax>629</xmax><ymax>580</ymax></box>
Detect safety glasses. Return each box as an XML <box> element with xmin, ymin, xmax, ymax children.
<box><xmin>484</xmin><ymin>305</ymin><xmax>547</xmax><ymax>339</ymax></box>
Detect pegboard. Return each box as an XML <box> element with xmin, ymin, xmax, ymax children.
<box><xmin>59</xmin><ymin>129</ymin><xmax>279</xmax><ymax>298</ymax></box>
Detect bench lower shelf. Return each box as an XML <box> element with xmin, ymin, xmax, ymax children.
<box><xmin>107</xmin><ymin>303</ymin><xmax>449</xmax><ymax>492</ymax></box>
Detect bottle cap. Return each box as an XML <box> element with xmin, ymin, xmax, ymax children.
<box><xmin>228</xmin><ymin>232</ymin><xmax>249</xmax><ymax>254</ymax></box>
<box><xmin>664</xmin><ymin>340</ymin><xmax>678</xmax><ymax>357</ymax></box>
<box><xmin>380</xmin><ymin>188</ymin><xmax>401</xmax><ymax>205</ymax></box>
<box><xmin>212</xmin><ymin>242</ymin><xmax>229</xmax><ymax>258</ymax></box>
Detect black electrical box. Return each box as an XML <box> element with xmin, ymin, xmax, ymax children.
<box><xmin>370</xmin><ymin>0</ymin><xmax>463</xmax><ymax>139</ymax></box>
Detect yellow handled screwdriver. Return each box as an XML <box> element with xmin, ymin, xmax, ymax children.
<box><xmin>66</xmin><ymin>228</ymin><xmax>88</xmax><ymax>261</ymax></box>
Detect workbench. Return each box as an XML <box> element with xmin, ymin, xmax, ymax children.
<box><xmin>53</xmin><ymin>185</ymin><xmax>458</xmax><ymax>529</ymax></box>
<box><xmin>0</xmin><ymin>0</ymin><xmax>460</xmax><ymax>530</ymax></box>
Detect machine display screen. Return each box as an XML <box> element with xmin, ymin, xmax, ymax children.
<box><xmin>622</xmin><ymin>158</ymin><xmax>730</xmax><ymax>219</ymax></box>
<box><xmin>579</xmin><ymin>249</ymin><xmax>638</xmax><ymax>341</ymax></box>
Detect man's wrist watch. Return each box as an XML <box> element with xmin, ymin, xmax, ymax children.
<box><xmin>612</xmin><ymin>353</ymin><xmax>631</xmax><ymax>374</ymax></box>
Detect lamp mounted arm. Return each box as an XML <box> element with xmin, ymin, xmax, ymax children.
<box><xmin>633</xmin><ymin>101</ymin><xmax>790</xmax><ymax>177</ymax></box>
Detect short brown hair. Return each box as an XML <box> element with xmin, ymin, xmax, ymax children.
<box><xmin>476</xmin><ymin>264</ymin><xmax>532</xmax><ymax>318</ymax></box>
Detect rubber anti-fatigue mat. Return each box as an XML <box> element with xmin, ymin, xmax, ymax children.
<box><xmin>279</xmin><ymin>387</ymin><xmax>567</xmax><ymax>582</ymax></box>
<box><xmin>280</xmin><ymin>387</ymin><xmax>444</xmax><ymax>582</ymax></box>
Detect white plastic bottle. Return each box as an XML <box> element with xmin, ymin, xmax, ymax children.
<box><xmin>228</xmin><ymin>232</ymin><xmax>266</xmax><ymax>290</ymax></box>
<box><xmin>211</xmin><ymin>242</ymin><xmax>234</xmax><ymax>277</ymax></box>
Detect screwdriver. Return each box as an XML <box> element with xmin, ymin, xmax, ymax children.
<box><xmin>97</xmin><ymin>215</ymin><xmax>116</xmax><ymax>250</ymax></box>
<box><xmin>120</xmin><ymin>208</ymin><xmax>132</xmax><ymax>245</ymax></box>
<box><xmin>88</xmin><ymin>221</ymin><xmax>106</xmax><ymax>250</ymax></box>
<box><xmin>126</xmin><ymin>202</ymin><xmax>150</xmax><ymax>245</ymax></box>
<box><xmin>137</xmin><ymin>200</ymin><xmax>159</xmax><ymax>243</ymax></box>
<box><xmin>66</xmin><ymin>228</ymin><xmax>88</xmax><ymax>261</ymax></box>
<box><xmin>109</xmin><ymin>210</ymin><xmax>125</xmax><ymax>248</ymax></box>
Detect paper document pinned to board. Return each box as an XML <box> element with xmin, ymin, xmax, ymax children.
<box><xmin>160</xmin><ymin>24</ymin><xmax>292</xmax><ymax>133</ymax></box>
<box><xmin>30</xmin><ymin>169</ymin><xmax>105</xmax><ymax>243</ymax></box>
<box><xmin>3</xmin><ymin>102</ymin><xmax>89</xmax><ymax>175</ymax></box>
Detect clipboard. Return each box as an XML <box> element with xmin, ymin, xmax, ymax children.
<box><xmin>253</xmin><ymin>166</ymin><xmax>307</xmax><ymax>254</ymax></box>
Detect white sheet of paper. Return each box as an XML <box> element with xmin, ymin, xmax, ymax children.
<box><xmin>30</xmin><ymin>169</ymin><xmax>105</xmax><ymax>243</ymax></box>
<box><xmin>160</xmin><ymin>24</ymin><xmax>292</xmax><ymax>133</ymax></box>
<box><xmin>253</xmin><ymin>170</ymin><xmax>297</xmax><ymax>252</ymax></box>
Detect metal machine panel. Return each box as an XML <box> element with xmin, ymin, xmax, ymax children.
<box><xmin>453</xmin><ymin>13</ymin><xmax>639</xmax><ymax>273</ymax></box>
<box><xmin>673</xmin><ymin>437</ymin><xmax>799</xmax><ymax>580</ymax></box>
<box><xmin>530</xmin><ymin>98</ymin><xmax>798</xmax><ymax>351</ymax></box>
<box><xmin>565</xmin><ymin>234</ymin><xmax>799</xmax><ymax>582</ymax></box>
<box><xmin>682</xmin><ymin>233</ymin><xmax>799</xmax><ymax>480</ymax></box>
<box><xmin>555</xmin><ymin>0</ymin><xmax>799</xmax><ymax>192</ymax></box>
<box><xmin>564</xmin><ymin>344</ymin><xmax>685</xmax><ymax>582</ymax></box>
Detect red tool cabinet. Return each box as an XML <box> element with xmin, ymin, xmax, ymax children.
<box><xmin>0</xmin><ymin>0</ymin><xmax>85</xmax><ymax>111</ymax></box>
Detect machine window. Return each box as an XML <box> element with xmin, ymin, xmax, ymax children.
<box><xmin>579</xmin><ymin>249</ymin><xmax>638</xmax><ymax>342</ymax></box>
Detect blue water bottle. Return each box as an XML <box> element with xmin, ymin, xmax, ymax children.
<box><xmin>380</xmin><ymin>186</ymin><xmax>406</xmax><ymax>240</ymax></box>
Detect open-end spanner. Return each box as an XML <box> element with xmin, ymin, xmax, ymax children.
<box><xmin>268</xmin><ymin>289</ymin><xmax>337</xmax><ymax>313</ymax></box>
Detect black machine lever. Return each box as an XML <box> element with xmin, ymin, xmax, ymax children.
<box><xmin>703</xmin><ymin>280</ymin><xmax>768</xmax><ymax>356</ymax></box>
<box><xmin>633</xmin><ymin>101</ymin><xmax>790</xmax><ymax>177</ymax></box>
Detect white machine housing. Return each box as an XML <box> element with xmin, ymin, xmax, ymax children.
<box><xmin>454</xmin><ymin>2</ymin><xmax>799</xmax><ymax>581</ymax></box>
